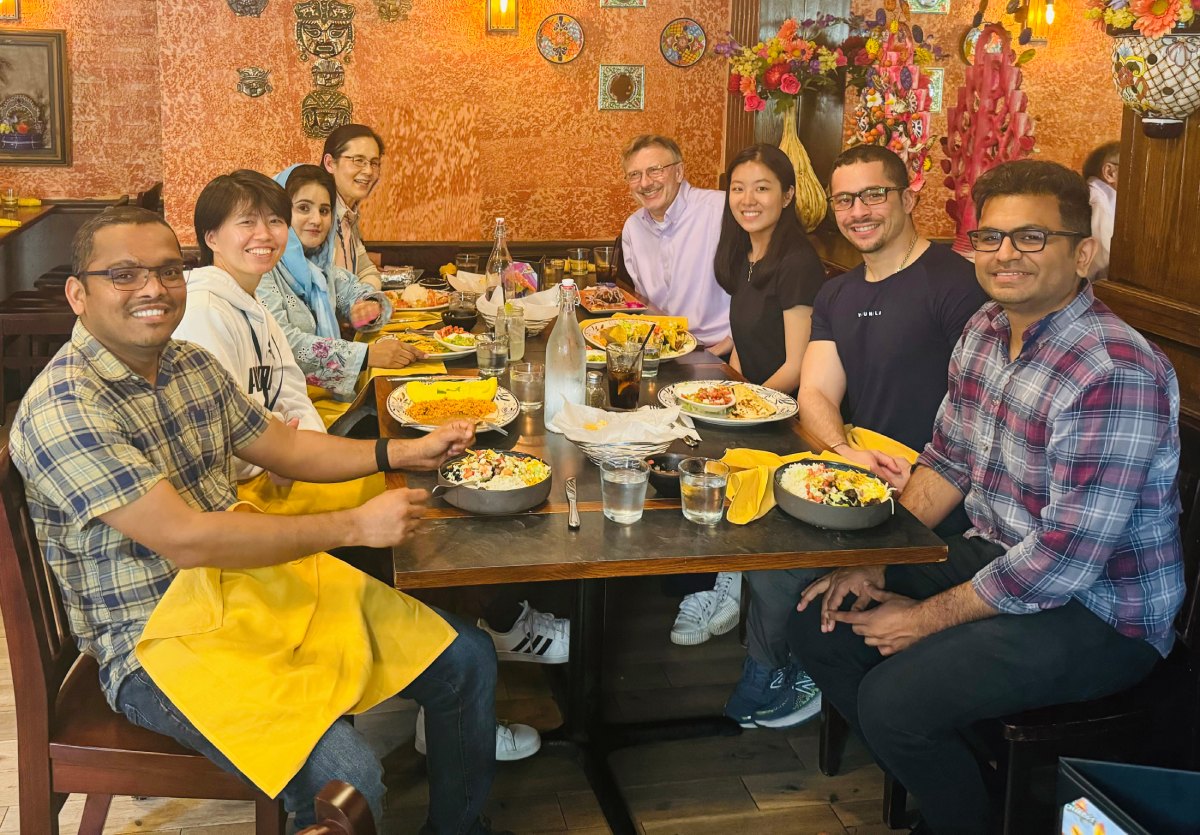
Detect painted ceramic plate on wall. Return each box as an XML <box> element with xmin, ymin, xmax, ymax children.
<box><xmin>537</xmin><ymin>14</ymin><xmax>584</xmax><ymax>64</ymax></box>
<box><xmin>660</xmin><ymin>18</ymin><xmax>706</xmax><ymax>67</ymax></box>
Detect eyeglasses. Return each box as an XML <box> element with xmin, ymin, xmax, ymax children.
<box><xmin>80</xmin><ymin>264</ymin><xmax>187</xmax><ymax>291</ymax></box>
<box><xmin>966</xmin><ymin>228</ymin><xmax>1087</xmax><ymax>253</ymax></box>
<box><xmin>827</xmin><ymin>186</ymin><xmax>905</xmax><ymax>212</ymax></box>
<box><xmin>339</xmin><ymin>154</ymin><xmax>382</xmax><ymax>172</ymax></box>
<box><xmin>623</xmin><ymin>161</ymin><xmax>681</xmax><ymax>185</ymax></box>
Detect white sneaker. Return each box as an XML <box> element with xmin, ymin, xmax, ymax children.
<box><xmin>671</xmin><ymin>572</ymin><xmax>742</xmax><ymax>646</ymax></box>
<box><xmin>479</xmin><ymin>601</ymin><xmax>570</xmax><ymax>664</ymax></box>
<box><xmin>414</xmin><ymin>707</ymin><xmax>541</xmax><ymax>762</ymax></box>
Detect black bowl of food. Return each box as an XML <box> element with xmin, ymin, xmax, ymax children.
<box><xmin>645</xmin><ymin>452</ymin><xmax>688</xmax><ymax>498</ymax></box>
<box><xmin>773</xmin><ymin>460</ymin><xmax>894</xmax><ymax>531</ymax></box>
<box><xmin>435</xmin><ymin>449</ymin><xmax>552</xmax><ymax>515</ymax></box>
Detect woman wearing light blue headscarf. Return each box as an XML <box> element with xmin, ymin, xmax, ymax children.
<box><xmin>258</xmin><ymin>164</ymin><xmax>421</xmax><ymax>399</ymax></box>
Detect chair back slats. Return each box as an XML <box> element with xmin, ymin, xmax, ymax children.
<box><xmin>0</xmin><ymin>446</ymin><xmax>78</xmax><ymax>742</ymax></box>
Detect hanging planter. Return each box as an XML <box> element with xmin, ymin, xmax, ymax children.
<box><xmin>1109</xmin><ymin>24</ymin><xmax>1200</xmax><ymax>138</ymax></box>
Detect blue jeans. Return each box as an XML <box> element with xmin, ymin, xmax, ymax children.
<box><xmin>116</xmin><ymin>608</ymin><xmax>498</xmax><ymax>833</ymax></box>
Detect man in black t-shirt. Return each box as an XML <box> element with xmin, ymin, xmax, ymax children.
<box><xmin>726</xmin><ymin>146</ymin><xmax>987</xmax><ymax>732</ymax></box>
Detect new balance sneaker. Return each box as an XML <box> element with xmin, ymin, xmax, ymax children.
<box><xmin>724</xmin><ymin>655</ymin><xmax>790</xmax><ymax>728</ymax></box>
<box><xmin>670</xmin><ymin>571</ymin><xmax>742</xmax><ymax>646</ymax></box>
<box><xmin>479</xmin><ymin>600</ymin><xmax>569</xmax><ymax>664</ymax></box>
<box><xmin>752</xmin><ymin>667</ymin><xmax>822</xmax><ymax>729</ymax></box>
<box><xmin>414</xmin><ymin>708</ymin><xmax>541</xmax><ymax>762</ymax></box>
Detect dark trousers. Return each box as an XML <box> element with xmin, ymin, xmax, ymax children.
<box><xmin>788</xmin><ymin>535</ymin><xmax>1161</xmax><ymax>835</ymax></box>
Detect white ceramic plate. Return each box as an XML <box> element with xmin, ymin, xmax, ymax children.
<box><xmin>377</xmin><ymin>332</ymin><xmax>473</xmax><ymax>359</ymax></box>
<box><xmin>657</xmin><ymin>380</ymin><xmax>798</xmax><ymax>426</ymax></box>
<box><xmin>586</xmin><ymin>349</ymin><xmax>607</xmax><ymax>368</ymax></box>
<box><xmin>434</xmin><ymin>334</ymin><xmax>479</xmax><ymax>357</ymax></box>
<box><xmin>581</xmin><ymin>320</ymin><xmax>698</xmax><ymax>361</ymax></box>
<box><xmin>386</xmin><ymin>384</ymin><xmax>520</xmax><ymax>432</ymax></box>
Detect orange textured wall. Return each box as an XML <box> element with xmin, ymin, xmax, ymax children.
<box><xmin>3</xmin><ymin>1</ymin><xmax>161</xmax><ymax>199</ymax></box>
<box><xmin>844</xmin><ymin>0</ymin><xmax>1123</xmax><ymax>238</ymax></box>
<box><xmin>158</xmin><ymin>0</ymin><xmax>731</xmax><ymax>244</ymax></box>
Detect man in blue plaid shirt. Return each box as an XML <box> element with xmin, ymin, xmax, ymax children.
<box><xmin>9</xmin><ymin>207</ymin><xmax>514</xmax><ymax>834</ymax></box>
<box><xmin>790</xmin><ymin>161</ymin><xmax>1184</xmax><ymax>835</ymax></box>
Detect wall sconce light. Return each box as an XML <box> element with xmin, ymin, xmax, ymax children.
<box><xmin>1028</xmin><ymin>0</ymin><xmax>1053</xmax><ymax>43</ymax></box>
<box><xmin>486</xmin><ymin>0</ymin><xmax>518</xmax><ymax>33</ymax></box>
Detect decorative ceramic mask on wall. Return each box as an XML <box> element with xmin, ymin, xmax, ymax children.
<box><xmin>227</xmin><ymin>0</ymin><xmax>269</xmax><ymax>16</ymax></box>
<box><xmin>311</xmin><ymin>57</ymin><xmax>346</xmax><ymax>88</ymax></box>
<box><xmin>301</xmin><ymin>88</ymin><xmax>353</xmax><ymax>137</ymax></box>
<box><xmin>295</xmin><ymin>0</ymin><xmax>356</xmax><ymax>62</ymax></box>
<box><xmin>236</xmin><ymin>67</ymin><xmax>273</xmax><ymax>97</ymax></box>
<box><xmin>375</xmin><ymin>0</ymin><xmax>413</xmax><ymax>22</ymax></box>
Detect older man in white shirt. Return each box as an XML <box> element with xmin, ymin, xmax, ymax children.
<box><xmin>619</xmin><ymin>135</ymin><xmax>734</xmax><ymax>356</ymax></box>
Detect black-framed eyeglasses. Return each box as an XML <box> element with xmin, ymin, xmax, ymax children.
<box><xmin>80</xmin><ymin>264</ymin><xmax>187</xmax><ymax>291</ymax></box>
<box><xmin>966</xmin><ymin>228</ymin><xmax>1087</xmax><ymax>253</ymax></box>
<box><xmin>827</xmin><ymin>186</ymin><xmax>905</xmax><ymax>212</ymax></box>
<box><xmin>623</xmin><ymin>161</ymin><xmax>681</xmax><ymax>185</ymax></box>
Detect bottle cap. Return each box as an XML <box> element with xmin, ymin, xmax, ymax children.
<box><xmin>561</xmin><ymin>278</ymin><xmax>576</xmax><ymax>288</ymax></box>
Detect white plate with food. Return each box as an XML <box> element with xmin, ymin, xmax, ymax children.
<box><xmin>385</xmin><ymin>285</ymin><xmax>450</xmax><ymax>312</ymax></box>
<box><xmin>581</xmin><ymin>319</ymin><xmax>697</xmax><ymax>361</ymax></box>
<box><xmin>657</xmin><ymin>380</ymin><xmax>798</xmax><ymax>426</ymax></box>
<box><xmin>386</xmin><ymin>379</ymin><xmax>520</xmax><ymax>432</ymax></box>
<box><xmin>586</xmin><ymin>348</ymin><xmax>607</xmax><ymax>368</ymax></box>
<box><xmin>431</xmin><ymin>325</ymin><xmax>479</xmax><ymax>357</ymax></box>
<box><xmin>379</xmin><ymin>329</ymin><xmax>472</xmax><ymax>359</ymax></box>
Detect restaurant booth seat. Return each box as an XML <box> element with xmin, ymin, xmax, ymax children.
<box><xmin>0</xmin><ymin>284</ymin><xmax>75</xmax><ymax>423</ymax></box>
<box><xmin>0</xmin><ymin>446</ymin><xmax>288</xmax><ymax>835</ymax></box>
<box><xmin>819</xmin><ymin>425</ymin><xmax>1200</xmax><ymax>833</ymax></box>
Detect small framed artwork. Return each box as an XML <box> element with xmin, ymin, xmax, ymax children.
<box><xmin>600</xmin><ymin>0</ymin><xmax>646</xmax><ymax>8</ymax></box>
<box><xmin>598</xmin><ymin>64</ymin><xmax>644</xmax><ymax>110</ymax></box>
<box><xmin>0</xmin><ymin>29</ymin><xmax>71</xmax><ymax>166</ymax></box>
<box><xmin>0</xmin><ymin>1</ymin><xmax>19</xmax><ymax>23</ymax></box>
<box><xmin>537</xmin><ymin>13</ymin><xmax>584</xmax><ymax>64</ymax></box>
<box><xmin>660</xmin><ymin>18</ymin><xmax>706</xmax><ymax>67</ymax></box>
<box><xmin>925</xmin><ymin>67</ymin><xmax>945</xmax><ymax>112</ymax></box>
<box><xmin>909</xmin><ymin>0</ymin><xmax>950</xmax><ymax>13</ymax></box>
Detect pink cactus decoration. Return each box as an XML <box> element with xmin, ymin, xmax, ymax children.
<box><xmin>940</xmin><ymin>24</ymin><xmax>1037</xmax><ymax>255</ymax></box>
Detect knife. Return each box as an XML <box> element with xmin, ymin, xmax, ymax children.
<box><xmin>565</xmin><ymin>477</ymin><xmax>581</xmax><ymax>530</ymax></box>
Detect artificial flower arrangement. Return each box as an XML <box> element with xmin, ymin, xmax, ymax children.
<box><xmin>717</xmin><ymin>16</ymin><xmax>848</xmax><ymax>113</ymax></box>
<box><xmin>1086</xmin><ymin>0</ymin><xmax>1199</xmax><ymax>38</ymax></box>
<box><xmin>838</xmin><ymin>5</ymin><xmax>945</xmax><ymax>191</ymax></box>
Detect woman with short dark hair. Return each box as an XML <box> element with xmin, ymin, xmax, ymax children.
<box><xmin>322</xmin><ymin>124</ymin><xmax>386</xmax><ymax>289</ymax></box>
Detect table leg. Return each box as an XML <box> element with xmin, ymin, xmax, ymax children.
<box><xmin>543</xmin><ymin>577</ymin><xmax>741</xmax><ymax>834</ymax></box>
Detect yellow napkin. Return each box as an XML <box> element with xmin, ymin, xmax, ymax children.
<box><xmin>136</xmin><ymin>502</ymin><xmax>456</xmax><ymax>798</ymax></box>
<box><xmin>307</xmin><ymin>385</ymin><xmax>353</xmax><ymax>429</ymax></box>
<box><xmin>405</xmin><ymin>377</ymin><xmax>496</xmax><ymax>403</ymax></box>
<box><xmin>236</xmin><ymin>470</ymin><xmax>386</xmax><ymax>515</ymax></box>
<box><xmin>845</xmin><ymin>425</ymin><xmax>919</xmax><ymax>464</ymax></box>
<box><xmin>722</xmin><ymin>449</ymin><xmax>856</xmax><ymax>525</ymax></box>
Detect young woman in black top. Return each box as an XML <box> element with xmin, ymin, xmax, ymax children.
<box><xmin>714</xmin><ymin>144</ymin><xmax>826</xmax><ymax>394</ymax></box>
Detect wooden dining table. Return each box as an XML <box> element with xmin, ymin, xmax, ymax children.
<box><xmin>370</xmin><ymin>296</ymin><xmax>947</xmax><ymax>833</ymax></box>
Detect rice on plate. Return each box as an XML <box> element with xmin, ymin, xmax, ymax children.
<box><xmin>779</xmin><ymin>462</ymin><xmax>891</xmax><ymax>507</ymax></box>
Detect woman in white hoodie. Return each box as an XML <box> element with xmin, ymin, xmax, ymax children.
<box><xmin>174</xmin><ymin>170</ymin><xmax>325</xmax><ymax>482</ymax></box>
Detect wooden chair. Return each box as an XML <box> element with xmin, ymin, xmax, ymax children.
<box><xmin>0</xmin><ymin>445</ymin><xmax>287</xmax><ymax>834</ymax></box>
<box><xmin>819</xmin><ymin>429</ymin><xmax>1200</xmax><ymax>833</ymax></box>
<box><xmin>296</xmin><ymin>781</ymin><xmax>377</xmax><ymax>835</ymax></box>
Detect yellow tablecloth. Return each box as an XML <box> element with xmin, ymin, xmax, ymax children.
<box><xmin>136</xmin><ymin>502</ymin><xmax>456</xmax><ymax>798</ymax></box>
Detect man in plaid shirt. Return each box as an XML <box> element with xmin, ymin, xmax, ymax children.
<box><xmin>790</xmin><ymin>161</ymin><xmax>1184</xmax><ymax>835</ymax></box>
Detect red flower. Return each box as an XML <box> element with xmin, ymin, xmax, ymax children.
<box><xmin>854</xmin><ymin>49</ymin><xmax>874</xmax><ymax>66</ymax></box>
<box><xmin>780</xmin><ymin>73</ymin><xmax>801</xmax><ymax>95</ymax></box>
<box><xmin>744</xmin><ymin>93</ymin><xmax>767</xmax><ymax>112</ymax></box>
<box><xmin>728</xmin><ymin>73</ymin><xmax>742</xmax><ymax>92</ymax></box>
<box><xmin>763</xmin><ymin>62</ymin><xmax>787</xmax><ymax>90</ymax></box>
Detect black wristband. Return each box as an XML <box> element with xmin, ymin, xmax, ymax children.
<box><xmin>375</xmin><ymin>438</ymin><xmax>395</xmax><ymax>473</ymax></box>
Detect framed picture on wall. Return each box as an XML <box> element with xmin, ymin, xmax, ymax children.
<box><xmin>0</xmin><ymin>29</ymin><xmax>71</xmax><ymax>166</ymax></box>
<box><xmin>599</xmin><ymin>64</ymin><xmax>644</xmax><ymax>110</ymax></box>
<box><xmin>926</xmin><ymin>67</ymin><xmax>945</xmax><ymax>112</ymax></box>
<box><xmin>600</xmin><ymin>0</ymin><xmax>647</xmax><ymax>8</ymax></box>
<box><xmin>0</xmin><ymin>1</ymin><xmax>19</xmax><ymax>23</ymax></box>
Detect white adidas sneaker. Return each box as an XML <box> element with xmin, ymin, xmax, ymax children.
<box><xmin>478</xmin><ymin>600</ymin><xmax>570</xmax><ymax>664</ymax></box>
<box><xmin>414</xmin><ymin>707</ymin><xmax>541</xmax><ymax>762</ymax></box>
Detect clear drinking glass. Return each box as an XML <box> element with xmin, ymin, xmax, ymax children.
<box><xmin>641</xmin><ymin>343</ymin><xmax>661</xmax><ymax>378</ymax></box>
<box><xmin>605</xmin><ymin>342</ymin><xmax>643</xmax><ymax>410</ymax></box>
<box><xmin>475</xmin><ymin>333</ymin><xmax>509</xmax><ymax>378</ymax></box>
<box><xmin>494</xmin><ymin>307</ymin><xmax>525</xmax><ymax>361</ymax></box>
<box><xmin>600</xmin><ymin>458</ymin><xmax>649</xmax><ymax>525</ymax></box>
<box><xmin>593</xmin><ymin>245</ymin><xmax>616</xmax><ymax>284</ymax></box>
<box><xmin>455</xmin><ymin>253</ymin><xmax>480</xmax><ymax>273</ymax></box>
<box><xmin>443</xmin><ymin>291</ymin><xmax>478</xmax><ymax>331</ymax></box>
<box><xmin>567</xmin><ymin>248</ymin><xmax>590</xmax><ymax>282</ymax></box>
<box><xmin>679</xmin><ymin>458</ymin><xmax>729</xmax><ymax>525</ymax></box>
<box><xmin>544</xmin><ymin>258</ymin><xmax>565</xmax><ymax>288</ymax></box>
<box><xmin>510</xmin><ymin>361</ymin><xmax>545</xmax><ymax>412</ymax></box>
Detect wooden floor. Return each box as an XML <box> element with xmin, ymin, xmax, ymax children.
<box><xmin>0</xmin><ymin>574</ymin><xmax>893</xmax><ymax>835</ymax></box>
